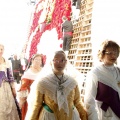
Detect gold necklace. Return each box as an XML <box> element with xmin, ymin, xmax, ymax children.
<box><xmin>54</xmin><ymin>73</ymin><xmax>65</xmax><ymax>94</ymax></box>
<box><xmin>54</xmin><ymin>73</ymin><xmax>63</xmax><ymax>81</ymax></box>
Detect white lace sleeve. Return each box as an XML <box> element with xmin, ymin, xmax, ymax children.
<box><xmin>17</xmin><ymin>90</ymin><xmax>28</xmax><ymax>98</ymax></box>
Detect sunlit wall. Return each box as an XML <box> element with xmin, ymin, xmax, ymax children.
<box><xmin>91</xmin><ymin>0</ymin><xmax>120</xmax><ymax>66</ymax></box>
<box><xmin>0</xmin><ymin>0</ymin><xmax>34</xmax><ymax>59</ymax></box>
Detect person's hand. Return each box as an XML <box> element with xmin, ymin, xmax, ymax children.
<box><xmin>19</xmin><ymin>97</ymin><xmax>27</xmax><ymax>109</ymax></box>
<box><xmin>19</xmin><ymin>73</ymin><xmax>22</xmax><ymax>76</ymax></box>
<box><xmin>19</xmin><ymin>101</ymin><xmax>24</xmax><ymax>109</ymax></box>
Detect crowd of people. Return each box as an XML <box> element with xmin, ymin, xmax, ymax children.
<box><xmin>0</xmin><ymin>37</ymin><xmax>120</xmax><ymax>120</ymax></box>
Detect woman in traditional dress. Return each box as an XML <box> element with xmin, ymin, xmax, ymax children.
<box><xmin>25</xmin><ymin>50</ymin><xmax>88</xmax><ymax>120</ymax></box>
<box><xmin>84</xmin><ymin>40</ymin><xmax>120</xmax><ymax>120</ymax></box>
<box><xmin>0</xmin><ymin>43</ymin><xmax>20</xmax><ymax>120</ymax></box>
<box><xmin>18</xmin><ymin>53</ymin><xmax>44</xmax><ymax>120</ymax></box>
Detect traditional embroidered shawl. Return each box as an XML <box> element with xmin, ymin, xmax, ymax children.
<box><xmin>93</xmin><ymin>65</ymin><xmax>120</xmax><ymax>97</ymax></box>
<box><xmin>93</xmin><ymin>64</ymin><xmax>120</xmax><ymax>118</ymax></box>
<box><xmin>37</xmin><ymin>72</ymin><xmax>77</xmax><ymax>116</ymax></box>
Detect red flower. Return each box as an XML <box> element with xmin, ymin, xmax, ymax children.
<box><xmin>60</xmin><ymin>43</ymin><xmax>62</xmax><ymax>48</ymax></box>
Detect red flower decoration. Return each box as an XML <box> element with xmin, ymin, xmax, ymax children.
<box><xmin>26</xmin><ymin>0</ymin><xmax>72</xmax><ymax>59</ymax></box>
<box><xmin>60</xmin><ymin>43</ymin><xmax>62</xmax><ymax>48</ymax></box>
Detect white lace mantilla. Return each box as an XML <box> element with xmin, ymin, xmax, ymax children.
<box><xmin>21</xmin><ymin>69</ymin><xmax>40</xmax><ymax>80</ymax></box>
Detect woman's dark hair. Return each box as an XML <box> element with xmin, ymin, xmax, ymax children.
<box><xmin>54</xmin><ymin>50</ymin><xmax>66</xmax><ymax>56</ymax></box>
<box><xmin>97</xmin><ymin>39</ymin><xmax>119</xmax><ymax>61</ymax></box>
<box><xmin>25</xmin><ymin>53</ymin><xmax>44</xmax><ymax>71</ymax></box>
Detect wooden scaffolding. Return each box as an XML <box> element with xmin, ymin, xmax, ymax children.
<box><xmin>68</xmin><ymin>0</ymin><xmax>94</xmax><ymax>101</ymax></box>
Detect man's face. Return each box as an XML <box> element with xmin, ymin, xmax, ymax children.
<box><xmin>14</xmin><ymin>55</ymin><xmax>17</xmax><ymax>60</ymax></box>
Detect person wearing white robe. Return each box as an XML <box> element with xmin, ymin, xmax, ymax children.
<box><xmin>84</xmin><ymin>39</ymin><xmax>120</xmax><ymax>120</ymax></box>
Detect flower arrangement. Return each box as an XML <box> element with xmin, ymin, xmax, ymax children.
<box><xmin>26</xmin><ymin>0</ymin><xmax>72</xmax><ymax>59</ymax></box>
<box><xmin>45</xmin><ymin>0</ymin><xmax>56</xmax><ymax>24</ymax></box>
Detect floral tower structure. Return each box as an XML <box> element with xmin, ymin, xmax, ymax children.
<box><xmin>25</xmin><ymin>0</ymin><xmax>72</xmax><ymax>59</ymax></box>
